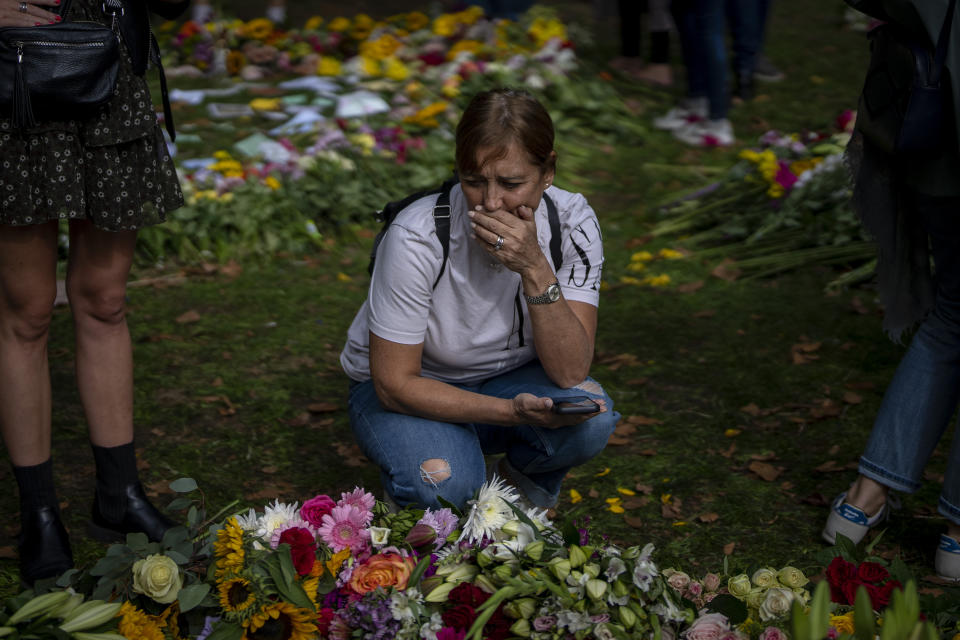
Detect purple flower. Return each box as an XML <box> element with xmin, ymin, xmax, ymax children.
<box><xmin>195</xmin><ymin>616</ymin><xmax>221</xmax><ymax>640</ymax></box>
<box><xmin>419</xmin><ymin>508</ymin><xmax>458</xmax><ymax>541</ymax></box>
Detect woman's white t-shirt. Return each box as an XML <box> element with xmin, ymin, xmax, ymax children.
<box><xmin>339</xmin><ymin>183</ymin><xmax>604</xmax><ymax>385</ymax></box>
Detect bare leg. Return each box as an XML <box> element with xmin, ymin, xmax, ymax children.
<box><xmin>845</xmin><ymin>474</ymin><xmax>890</xmax><ymax>517</ymax></box>
<box><xmin>65</xmin><ymin>220</ymin><xmax>137</xmax><ymax>448</ymax></box>
<box><xmin>0</xmin><ymin>222</ymin><xmax>59</xmax><ymax>467</ymax></box>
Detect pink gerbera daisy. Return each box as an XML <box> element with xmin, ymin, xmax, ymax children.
<box><xmin>338</xmin><ymin>487</ymin><xmax>376</xmax><ymax>524</ymax></box>
<box><xmin>318</xmin><ymin>504</ymin><xmax>370</xmax><ymax>553</ymax></box>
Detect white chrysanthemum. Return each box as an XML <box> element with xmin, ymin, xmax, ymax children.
<box><xmin>254</xmin><ymin>499</ymin><xmax>299</xmax><ymax>542</ymax></box>
<box><xmin>234</xmin><ymin>507</ymin><xmax>259</xmax><ymax>531</ymax></box>
<box><xmin>457</xmin><ymin>475</ymin><xmax>519</xmax><ymax>544</ymax></box>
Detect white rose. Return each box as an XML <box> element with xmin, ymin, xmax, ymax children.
<box><xmin>759</xmin><ymin>588</ymin><xmax>796</xmax><ymax>621</ymax></box>
<box><xmin>132</xmin><ymin>554</ymin><xmax>182</xmax><ymax>604</ymax></box>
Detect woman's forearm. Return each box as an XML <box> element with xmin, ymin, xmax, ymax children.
<box><xmin>521</xmin><ymin>262</ymin><xmax>595</xmax><ymax>388</ymax></box>
<box><xmin>375</xmin><ymin>375</ymin><xmax>518</xmax><ymax>426</ymax></box>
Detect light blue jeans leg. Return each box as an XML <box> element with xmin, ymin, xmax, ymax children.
<box><xmin>473</xmin><ymin>360</ymin><xmax>620</xmax><ymax>508</ymax></box>
<box><xmin>859</xmin><ymin>190</ymin><xmax>960</xmax><ymax>525</ymax></box>
<box><xmin>348</xmin><ymin>360</ymin><xmax>619</xmax><ymax>510</ymax></box>
<box><xmin>348</xmin><ymin>381</ymin><xmax>487</xmax><ymax>509</ymax></box>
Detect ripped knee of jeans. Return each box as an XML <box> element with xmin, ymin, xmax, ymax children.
<box><xmin>420</xmin><ymin>458</ymin><xmax>451</xmax><ymax>488</ymax></box>
<box><xmin>573</xmin><ymin>379</ymin><xmax>603</xmax><ymax>395</ymax></box>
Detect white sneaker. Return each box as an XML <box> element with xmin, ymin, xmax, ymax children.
<box><xmin>653</xmin><ymin>98</ymin><xmax>707</xmax><ymax>131</ymax></box>
<box><xmin>672</xmin><ymin>118</ymin><xmax>735</xmax><ymax>147</ymax></box>
<box><xmin>935</xmin><ymin>534</ymin><xmax>960</xmax><ymax>581</ymax></box>
<box><xmin>821</xmin><ymin>491</ymin><xmax>889</xmax><ymax>545</ymax></box>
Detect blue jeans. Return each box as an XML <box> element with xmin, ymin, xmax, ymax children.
<box><xmin>672</xmin><ymin>0</ymin><xmax>728</xmax><ymax>120</ymax></box>
<box><xmin>348</xmin><ymin>360</ymin><xmax>619</xmax><ymax>510</ymax></box>
<box><xmin>860</xmin><ymin>190</ymin><xmax>960</xmax><ymax>525</ymax></box>
<box><xmin>725</xmin><ymin>0</ymin><xmax>767</xmax><ymax>77</ymax></box>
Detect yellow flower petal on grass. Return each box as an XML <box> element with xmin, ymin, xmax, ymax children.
<box><xmin>616</xmin><ymin>487</ymin><xmax>636</xmax><ymax>496</ymax></box>
<box><xmin>724</xmin><ymin>428</ymin><xmax>741</xmax><ymax>437</ymax></box>
<box><xmin>660</xmin><ymin>493</ymin><xmax>672</xmax><ymax>504</ymax></box>
<box><xmin>336</xmin><ymin>272</ymin><xmax>352</xmax><ymax>282</ymax></box>
<box><xmin>569</xmin><ymin>489</ymin><xmax>582</xmax><ymax>504</ymax></box>
<box><xmin>605</xmin><ymin>497</ymin><xmax>621</xmax><ymax>505</ymax></box>
<box><xmin>594</xmin><ymin>467</ymin><xmax>611</xmax><ymax>477</ymax></box>
<box><xmin>608</xmin><ymin>505</ymin><xmax>625</xmax><ymax>514</ymax></box>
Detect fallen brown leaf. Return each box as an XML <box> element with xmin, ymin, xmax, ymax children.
<box><xmin>638</xmin><ymin>449</ymin><xmax>657</xmax><ymax>456</ymax></box>
<box><xmin>693</xmin><ymin>309</ymin><xmax>717</xmax><ymax>318</ymax></box>
<box><xmin>220</xmin><ymin>260</ymin><xmax>244</xmax><ymax>278</ymax></box>
<box><xmin>800</xmin><ymin>493</ymin><xmax>829</xmax><ymax>507</ymax></box>
<box><xmin>307</xmin><ymin>402</ymin><xmax>340</xmax><ymax>413</ymax></box>
<box><xmin>588</xmin><ymin>488</ymin><xmax>600</xmax><ymax>499</ymax></box>
<box><xmin>723</xmin><ymin>542</ymin><xmax>736</xmax><ymax>555</ymax></box>
<box><xmin>607</xmin><ymin>434</ymin><xmax>631</xmax><ymax>446</ymax></box>
<box><xmin>677</xmin><ymin>280</ymin><xmax>705</xmax><ymax>294</ymax></box>
<box><xmin>842</xmin><ymin>391</ymin><xmax>863</xmax><ymax>405</ymax></box>
<box><xmin>624</xmin><ymin>415</ymin><xmax>663</xmax><ymax>426</ymax></box>
<box><xmin>814</xmin><ymin>460</ymin><xmax>844</xmax><ymax>473</ymax></box>
<box><xmin>718</xmin><ymin>443</ymin><xmax>737</xmax><ymax>459</ymax></box>
<box><xmin>698</xmin><ymin>513</ymin><xmax>720</xmax><ymax>523</ymax></box>
<box><xmin>634</xmin><ymin>484</ymin><xmax>653</xmax><ymax>495</ymax></box>
<box><xmin>809</xmin><ymin>399</ymin><xmax>842</xmax><ymax>419</ymax></box>
<box><xmin>614</xmin><ymin>422</ymin><xmax>637</xmax><ymax>436</ymax></box>
<box><xmin>0</xmin><ymin>546</ymin><xmax>15</xmax><ymax>559</ymax></box>
<box><xmin>261</xmin><ymin>466</ymin><xmax>278</xmax><ymax>474</ymax></box>
<box><xmin>626</xmin><ymin>377</ymin><xmax>649</xmax><ymax>386</ymax></box>
<box><xmin>661</xmin><ymin>503</ymin><xmax>682</xmax><ymax>519</ymax></box>
<box><xmin>622</xmin><ymin>496</ymin><xmax>651</xmax><ymax>509</ymax></box>
<box><xmin>749</xmin><ymin>452</ymin><xmax>778</xmax><ymax>461</ymax></box>
<box><xmin>711</xmin><ymin>259</ymin><xmax>741</xmax><ymax>282</ymax></box>
<box><xmin>748</xmin><ymin>461</ymin><xmax>783</xmax><ymax>482</ymax></box>
<box><xmin>851</xmin><ymin>296</ymin><xmax>870</xmax><ymax>315</ymax></box>
<box><xmin>175</xmin><ymin>309</ymin><xmax>202</xmax><ymax>324</ymax></box>
<box><xmin>624</xmin><ymin>515</ymin><xmax>644</xmax><ymax>529</ymax></box>
<box><xmin>845</xmin><ymin>381</ymin><xmax>876</xmax><ymax>390</ymax></box>
<box><xmin>333</xmin><ymin>442</ymin><xmax>368</xmax><ymax>467</ymax></box>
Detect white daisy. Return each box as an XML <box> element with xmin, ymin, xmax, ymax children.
<box><xmin>457</xmin><ymin>475</ymin><xmax>519</xmax><ymax>544</ymax></box>
<box><xmin>234</xmin><ymin>507</ymin><xmax>259</xmax><ymax>531</ymax></box>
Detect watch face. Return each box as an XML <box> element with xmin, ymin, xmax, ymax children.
<box><xmin>547</xmin><ymin>283</ymin><xmax>561</xmax><ymax>302</ymax></box>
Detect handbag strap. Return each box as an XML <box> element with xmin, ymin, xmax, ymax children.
<box><xmin>932</xmin><ymin>0</ymin><xmax>958</xmax><ymax>84</ymax></box>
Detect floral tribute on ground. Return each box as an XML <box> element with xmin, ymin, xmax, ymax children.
<box><xmin>0</xmin><ymin>478</ymin><xmax>951</xmax><ymax>640</ymax></box>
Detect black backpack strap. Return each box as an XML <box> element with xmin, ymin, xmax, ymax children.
<box><xmin>431</xmin><ymin>179</ymin><xmax>456</xmax><ymax>290</ymax></box>
<box><xmin>545</xmin><ymin>193</ymin><xmax>562</xmax><ymax>272</ymax></box>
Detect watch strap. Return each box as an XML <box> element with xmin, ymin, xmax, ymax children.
<box><xmin>524</xmin><ymin>281</ymin><xmax>560</xmax><ymax>305</ymax></box>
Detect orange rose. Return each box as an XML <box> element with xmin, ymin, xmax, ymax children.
<box><xmin>348</xmin><ymin>553</ymin><xmax>416</xmax><ymax>594</ymax></box>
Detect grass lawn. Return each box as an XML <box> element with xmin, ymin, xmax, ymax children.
<box><xmin>2</xmin><ymin>0</ymin><xmax>955</xmax><ymax>604</ymax></box>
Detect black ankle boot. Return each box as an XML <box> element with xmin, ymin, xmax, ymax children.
<box><xmin>88</xmin><ymin>442</ymin><xmax>175</xmax><ymax>543</ymax></box>
<box><xmin>88</xmin><ymin>482</ymin><xmax>176</xmax><ymax>543</ymax></box>
<box><xmin>19</xmin><ymin>505</ymin><xmax>73</xmax><ymax>585</ymax></box>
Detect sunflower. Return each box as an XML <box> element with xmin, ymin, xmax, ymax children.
<box><xmin>220</xmin><ymin>576</ymin><xmax>257</xmax><ymax>615</ymax></box>
<box><xmin>214</xmin><ymin>517</ymin><xmax>246</xmax><ymax>578</ymax></box>
<box><xmin>117</xmin><ymin>602</ymin><xmax>165</xmax><ymax>640</ymax></box>
<box><xmin>243</xmin><ymin>602</ymin><xmax>316</xmax><ymax>640</ymax></box>
<box><xmin>226</xmin><ymin>51</ymin><xmax>246</xmax><ymax>76</ymax></box>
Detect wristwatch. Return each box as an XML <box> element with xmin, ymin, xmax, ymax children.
<box><xmin>525</xmin><ymin>281</ymin><xmax>561</xmax><ymax>305</ymax></box>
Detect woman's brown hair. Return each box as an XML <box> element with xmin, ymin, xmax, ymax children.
<box><xmin>455</xmin><ymin>88</ymin><xmax>555</xmax><ymax>175</ymax></box>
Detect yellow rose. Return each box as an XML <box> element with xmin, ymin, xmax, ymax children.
<box><xmin>777</xmin><ymin>566</ymin><xmax>808</xmax><ymax>589</ymax></box>
<box><xmin>132</xmin><ymin>554</ymin><xmax>182</xmax><ymax>604</ymax></box>
<box><xmin>751</xmin><ymin>567</ymin><xmax>778</xmax><ymax>589</ymax></box>
<box><xmin>728</xmin><ymin>573</ymin><xmax>752</xmax><ymax>598</ymax></box>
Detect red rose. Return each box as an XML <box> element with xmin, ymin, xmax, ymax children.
<box><xmin>826</xmin><ymin>557</ymin><xmax>857</xmax><ymax>603</ymax></box>
<box><xmin>448</xmin><ymin>583</ymin><xmax>490</xmax><ymax>608</ymax></box>
<box><xmin>278</xmin><ymin>527</ymin><xmax>317</xmax><ymax>576</ymax></box>
<box><xmin>301</xmin><ymin>495</ymin><xmax>336</xmax><ymax>528</ymax></box>
<box><xmin>484</xmin><ymin>606</ymin><xmax>512</xmax><ymax>640</ymax></box>
<box><xmin>841</xmin><ymin>579</ymin><xmax>863</xmax><ymax>606</ymax></box>
<box><xmin>316</xmin><ymin>608</ymin><xmax>335</xmax><ymax>635</ymax></box>
<box><xmin>856</xmin><ymin>562</ymin><xmax>890</xmax><ymax>584</ymax></box>
<box><xmin>872</xmin><ymin>580</ymin><xmax>901</xmax><ymax>610</ymax></box>
<box><xmin>441</xmin><ymin>604</ymin><xmax>477</xmax><ymax>631</ymax></box>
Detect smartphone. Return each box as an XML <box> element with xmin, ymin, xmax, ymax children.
<box><xmin>551</xmin><ymin>395</ymin><xmax>600</xmax><ymax>414</ymax></box>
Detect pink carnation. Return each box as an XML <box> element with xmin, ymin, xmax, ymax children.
<box><xmin>760</xmin><ymin>627</ymin><xmax>788</xmax><ymax>640</ymax></box>
<box><xmin>301</xmin><ymin>494</ymin><xmax>336</xmax><ymax>527</ymax></box>
<box><xmin>318</xmin><ymin>504</ymin><xmax>370</xmax><ymax>553</ymax></box>
<box><xmin>685</xmin><ymin>612</ymin><xmax>731</xmax><ymax>640</ymax></box>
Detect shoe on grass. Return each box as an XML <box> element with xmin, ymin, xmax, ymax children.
<box><xmin>753</xmin><ymin>54</ymin><xmax>785</xmax><ymax>82</ymax></box>
<box><xmin>653</xmin><ymin>98</ymin><xmax>707</xmax><ymax>131</ymax></box>
<box><xmin>822</xmin><ymin>491</ymin><xmax>888</xmax><ymax>545</ymax></box>
<box><xmin>935</xmin><ymin>534</ymin><xmax>960</xmax><ymax>581</ymax></box>
<box><xmin>672</xmin><ymin>118</ymin><xmax>734</xmax><ymax>147</ymax></box>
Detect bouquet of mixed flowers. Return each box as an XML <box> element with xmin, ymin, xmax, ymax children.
<box><xmin>645</xmin><ymin>113</ymin><xmax>874</xmax><ymax>284</ymax></box>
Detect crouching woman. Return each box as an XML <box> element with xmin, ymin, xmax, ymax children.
<box><xmin>339</xmin><ymin>88</ymin><xmax>619</xmax><ymax>510</ymax></box>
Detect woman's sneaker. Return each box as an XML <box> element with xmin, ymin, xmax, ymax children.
<box><xmin>935</xmin><ymin>534</ymin><xmax>960</xmax><ymax>581</ymax></box>
<box><xmin>653</xmin><ymin>98</ymin><xmax>708</xmax><ymax>131</ymax></box>
<box><xmin>822</xmin><ymin>492</ymin><xmax>889</xmax><ymax>544</ymax></box>
<box><xmin>673</xmin><ymin>119</ymin><xmax>734</xmax><ymax>147</ymax></box>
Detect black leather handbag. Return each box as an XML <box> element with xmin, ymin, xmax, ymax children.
<box><xmin>0</xmin><ymin>0</ymin><xmax>121</xmax><ymax>129</ymax></box>
<box><xmin>856</xmin><ymin>0</ymin><xmax>958</xmax><ymax>155</ymax></box>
